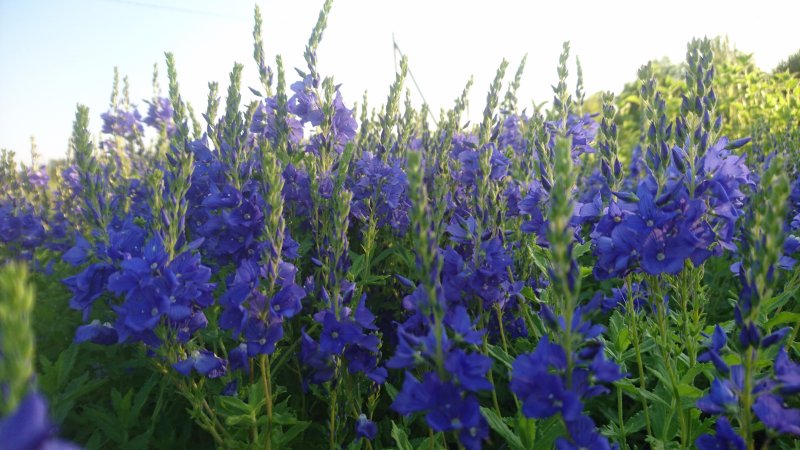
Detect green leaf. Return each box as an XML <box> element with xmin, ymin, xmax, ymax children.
<box><xmin>130</xmin><ymin>374</ymin><xmax>158</xmax><ymax>419</ymax></box>
<box><xmin>274</xmin><ymin>421</ymin><xmax>310</xmax><ymax>447</ymax></box>
<box><xmin>535</xmin><ymin>416</ymin><xmax>565</xmax><ymax>449</ymax></box>
<box><xmin>391</xmin><ymin>421</ymin><xmax>414</xmax><ymax>450</ymax></box>
<box><xmin>573</xmin><ymin>241</ymin><xmax>591</xmax><ymax>259</ymax></box>
<box><xmin>372</xmin><ymin>246</ymin><xmax>398</xmax><ymax>266</ymax></box>
<box><xmin>480</xmin><ymin>407</ymin><xmax>525</xmax><ymax>450</ymax></box>
<box><xmin>516</xmin><ymin>415</ymin><xmax>536</xmax><ymax>449</ymax></box>
<box><xmin>766</xmin><ymin>311</ymin><xmax>800</xmax><ymax>329</ymax></box>
<box><xmin>217</xmin><ymin>396</ymin><xmax>252</xmax><ymax>417</ymax></box>
<box><xmin>680</xmin><ymin>362</ymin><xmax>712</xmax><ymax>385</ymax></box>
<box><xmin>520</xmin><ymin>286</ymin><xmax>538</xmax><ymax>302</ymax></box>
<box><xmin>638</xmin><ymin>387</ymin><xmax>671</xmax><ymax>409</ymax></box>
<box><xmin>349</xmin><ymin>252</ymin><xmax>365</xmax><ymax>278</ymax></box>
<box><xmin>225</xmin><ymin>413</ymin><xmax>255</xmax><ymax>427</ymax></box>
<box><xmin>55</xmin><ymin>344</ymin><xmax>79</xmax><ymax>390</ymax></box>
<box><xmin>51</xmin><ymin>373</ymin><xmax>105</xmax><ymax>424</ymax></box>
<box><xmin>486</xmin><ymin>343</ymin><xmax>515</xmax><ymax>370</ymax></box>
<box><xmin>83</xmin><ymin>406</ymin><xmax>124</xmax><ymax>443</ymax></box>
<box><xmin>385</xmin><ymin>382</ymin><xmax>399</xmax><ymax>401</ymax></box>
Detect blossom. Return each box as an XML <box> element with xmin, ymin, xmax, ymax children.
<box><xmin>752</xmin><ymin>394</ymin><xmax>800</xmax><ymax>435</ymax></box>
<box><xmin>355</xmin><ymin>414</ymin><xmax>377</xmax><ymax>440</ymax></box>
<box><xmin>173</xmin><ymin>349</ymin><xmax>227</xmax><ymax>379</ymax></box>
<box><xmin>0</xmin><ymin>392</ymin><xmax>82</xmax><ymax>450</ymax></box>
<box><xmin>695</xmin><ymin>417</ymin><xmax>745</xmax><ymax>450</ymax></box>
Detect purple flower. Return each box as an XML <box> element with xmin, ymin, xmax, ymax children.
<box><xmin>143</xmin><ymin>97</ymin><xmax>175</xmax><ymax>136</ymax></box>
<box><xmin>288</xmin><ymin>74</ymin><xmax>323</xmax><ymax>126</ymax></box>
<box><xmin>251</xmin><ymin>97</ymin><xmax>303</xmax><ymax>145</ymax></box>
<box><xmin>101</xmin><ymin>108</ymin><xmax>142</xmax><ymax>138</ymax></box>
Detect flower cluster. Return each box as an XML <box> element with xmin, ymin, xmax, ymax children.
<box><xmin>511</xmin><ymin>298</ymin><xmax>623</xmax><ymax>450</ymax></box>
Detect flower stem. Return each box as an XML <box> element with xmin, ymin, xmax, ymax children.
<box><xmin>260</xmin><ymin>355</ymin><xmax>273</xmax><ymax>450</ymax></box>
<box><xmin>626</xmin><ymin>280</ymin><xmax>652</xmax><ymax>437</ymax></box>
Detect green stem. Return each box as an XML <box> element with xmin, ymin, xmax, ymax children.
<box><xmin>485</xmin><ymin>346</ymin><xmax>502</xmax><ymax>416</ymax></box>
<box><xmin>329</xmin><ymin>384</ymin><xmax>338</xmax><ymax>450</ymax></box>
<box><xmin>655</xmin><ymin>296</ymin><xmax>687</xmax><ymax>449</ymax></box>
<box><xmin>260</xmin><ymin>355</ymin><xmax>273</xmax><ymax>450</ymax></box>
<box><xmin>617</xmin><ymin>386</ymin><xmax>627</xmax><ymax>450</ymax></box>
<box><xmin>496</xmin><ymin>305</ymin><xmax>510</xmax><ymax>354</ymax></box>
<box><xmin>626</xmin><ymin>279</ymin><xmax>652</xmax><ymax>437</ymax></box>
<box><xmin>741</xmin><ymin>347</ymin><xmax>755</xmax><ymax>450</ymax></box>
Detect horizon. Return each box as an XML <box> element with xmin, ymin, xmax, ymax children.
<box><xmin>1</xmin><ymin>0</ymin><xmax>798</xmax><ymax>162</ymax></box>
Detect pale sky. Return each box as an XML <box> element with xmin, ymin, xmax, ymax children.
<box><xmin>1</xmin><ymin>0</ymin><xmax>798</xmax><ymax>162</ymax></box>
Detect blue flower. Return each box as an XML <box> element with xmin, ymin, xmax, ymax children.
<box><xmin>101</xmin><ymin>107</ymin><xmax>142</xmax><ymax>138</ymax></box>
<box><xmin>173</xmin><ymin>349</ymin><xmax>227</xmax><ymax>379</ymax></box>
<box><xmin>288</xmin><ymin>74</ymin><xmax>323</xmax><ymax>126</ymax></box>
<box><xmin>228</xmin><ymin>343</ymin><xmax>250</xmax><ymax>372</ymax></box>
<box><xmin>251</xmin><ymin>96</ymin><xmax>303</xmax><ymax>145</ymax></box>
<box><xmin>299</xmin><ymin>329</ymin><xmax>334</xmax><ymax>386</ymax></box>
<box><xmin>318</xmin><ymin>312</ymin><xmax>362</xmax><ymax>356</ymax></box>
<box><xmin>354</xmin><ymin>414</ymin><xmax>377</xmax><ymax>440</ymax></box>
<box><xmin>269</xmin><ymin>282</ymin><xmax>305</xmax><ymax>319</ymax></box>
<box><xmin>74</xmin><ymin>320</ymin><xmax>118</xmax><ymax>345</ymax></box>
<box><xmin>774</xmin><ymin>347</ymin><xmax>800</xmax><ymax>394</ymax></box>
<box><xmin>445</xmin><ymin>306</ymin><xmax>484</xmax><ymax>345</ymax></box>
<box><xmin>391</xmin><ymin>371</ymin><xmax>433</xmax><ymax>415</ymax></box>
<box><xmin>0</xmin><ymin>392</ymin><xmax>82</xmax><ymax>450</ymax></box>
<box><xmin>640</xmin><ymin>226</ymin><xmax>695</xmax><ymax>275</ymax></box>
<box><xmin>385</xmin><ymin>324</ymin><xmax>423</xmax><ymax>370</ymax></box>
<box><xmin>555</xmin><ymin>415</ymin><xmax>613</xmax><ymax>450</ymax></box>
<box><xmin>392</xmin><ymin>372</ymin><xmax>488</xmax><ymax>450</ymax></box>
<box><xmin>752</xmin><ymin>394</ymin><xmax>800</xmax><ymax>435</ymax></box>
<box><xmin>698</xmin><ymin>325</ymin><xmax>730</xmax><ymax>374</ymax></box>
<box><xmin>696</xmin><ymin>378</ymin><xmax>737</xmax><ymax>415</ymax></box>
<box><xmin>444</xmin><ymin>349</ymin><xmax>492</xmax><ymax>392</ymax></box>
<box><xmin>695</xmin><ymin>417</ymin><xmax>745</xmax><ymax>450</ymax></box>
<box><xmin>243</xmin><ymin>316</ymin><xmax>284</xmax><ymax>356</ymax></box>
<box><xmin>511</xmin><ymin>339</ymin><xmax>583</xmax><ymax>421</ymax></box>
<box><xmin>63</xmin><ymin>262</ymin><xmax>115</xmax><ymax>320</ymax></box>
<box><xmin>113</xmin><ymin>285</ymin><xmax>169</xmax><ymax>333</ymax></box>
<box><xmin>63</xmin><ymin>235</ymin><xmax>92</xmax><ymax>266</ymax></box>
<box><xmin>143</xmin><ymin>97</ymin><xmax>175</xmax><ymax>136</ymax></box>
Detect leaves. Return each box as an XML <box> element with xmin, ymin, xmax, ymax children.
<box><xmin>391</xmin><ymin>421</ymin><xmax>414</xmax><ymax>450</ymax></box>
<box><xmin>480</xmin><ymin>407</ymin><xmax>525</xmax><ymax>450</ymax></box>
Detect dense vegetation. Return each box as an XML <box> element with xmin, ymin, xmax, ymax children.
<box><xmin>1</xmin><ymin>2</ymin><xmax>799</xmax><ymax>449</ymax></box>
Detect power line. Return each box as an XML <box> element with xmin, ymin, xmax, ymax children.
<box><xmin>98</xmin><ymin>0</ymin><xmax>247</xmax><ymax>21</ymax></box>
<box><xmin>392</xmin><ymin>35</ymin><xmax>438</xmax><ymax>125</ymax></box>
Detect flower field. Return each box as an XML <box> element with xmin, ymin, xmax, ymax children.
<box><xmin>1</xmin><ymin>2</ymin><xmax>800</xmax><ymax>449</ymax></box>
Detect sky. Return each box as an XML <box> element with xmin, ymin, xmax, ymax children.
<box><xmin>1</xmin><ymin>0</ymin><xmax>798</xmax><ymax>162</ymax></box>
